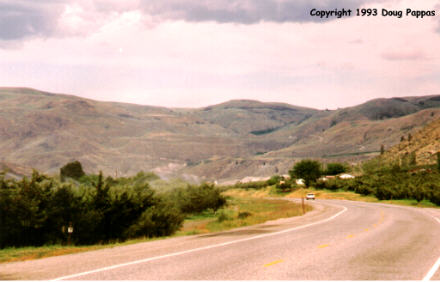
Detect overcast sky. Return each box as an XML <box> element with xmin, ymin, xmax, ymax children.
<box><xmin>0</xmin><ymin>0</ymin><xmax>439</xmax><ymax>109</ymax></box>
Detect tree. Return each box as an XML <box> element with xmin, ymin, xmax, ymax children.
<box><xmin>437</xmin><ymin>152</ymin><xmax>440</xmax><ymax>172</ymax></box>
<box><xmin>325</xmin><ymin>163</ymin><xmax>347</xmax><ymax>175</ymax></box>
<box><xmin>60</xmin><ymin>161</ymin><xmax>85</xmax><ymax>181</ymax></box>
<box><xmin>380</xmin><ymin>144</ymin><xmax>385</xmax><ymax>155</ymax></box>
<box><xmin>409</xmin><ymin>152</ymin><xmax>417</xmax><ymax>166</ymax></box>
<box><xmin>289</xmin><ymin>160</ymin><xmax>322</xmax><ymax>187</ymax></box>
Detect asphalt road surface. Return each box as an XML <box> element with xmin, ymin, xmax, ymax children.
<box><xmin>2</xmin><ymin>199</ymin><xmax>440</xmax><ymax>280</ymax></box>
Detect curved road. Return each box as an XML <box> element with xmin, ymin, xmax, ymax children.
<box><xmin>1</xmin><ymin>199</ymin><xmax>440</xmax><ymax>280</ymax></box>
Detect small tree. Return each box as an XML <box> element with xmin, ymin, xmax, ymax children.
<box><xmin>409</xmin><ymin>152</ymin><xmax>417</xmax><ymax>167</ymax></box>
<box><xmin>325</xmin><ymin>163</ymin><xmax>347</xmax><ymax>175</ymax></box>
<box><xmin>289</xmin><ymin>160</ymin><xmax>322</xmax><ymax>187</ymax></box>
<box><xmin>60</xmin><ymin>161</ymin><xmax>85</xmax><ymax>181</ymax></box>
<box><xmin>437</xmin><ymin>152</ymin><xmax>440</xmax><ymax>172</ymax></box>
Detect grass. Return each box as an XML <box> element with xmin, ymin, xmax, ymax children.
<box><xmin>177</xmin><ymin>188</ymin><xmax>311</xmax><ymax>235</ymax></box>
<box><xmin>0</xmin><ymin>236</ymin><xmax>171</xmax><ymax>264</ymax></box>
<box><xmin>0</xmin><ymin>245</ymin><xmax>104</xmax><ymax>264</ymax></box>
<box><xmin>0</xmin><ymin>190</ymin><xmax>309</xmax><ymax>263</ymax></box>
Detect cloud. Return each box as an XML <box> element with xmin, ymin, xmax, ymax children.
<box><xmin>139</xmin><ymin>0</ymin><xmax>370</xmax><ymax>24</ymax></box>
<box><xmin>0</xmin><ymin>0</ymin><xmax>374</xmax><ymax>42</ymax></box>
<box><xmin>0</xmin><ymin>1</ymin><xmax>65</xmax><ymax>40</ymax></box>
<box><xmin>381</xmin><ymin>50</ymin><xmax>427</xmax><ymax>61</ymax></box>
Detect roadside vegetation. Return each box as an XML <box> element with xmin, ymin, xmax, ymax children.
<box><xmin>0</xmin><ymin>162</ymin><xmax>226</xmax><ymax>249</ymax></box>
<box><xmin>3</xmin><ymin>152</ymin><xmax>439</xmax><ymax>263</ymax></box>
<box><xmin>177</xmin><ymin>189</ymin><xmax>311</xmax><ymax>235</ymax></box>
<box><xmin>0</xmin><ymin>161</ymin><xmax>308</xmax><ymax>263</ymax></box>
<box><xmin>229</xmin><ymin>158</ymin><xmax>440</xmax><ymax>208</ymax></box>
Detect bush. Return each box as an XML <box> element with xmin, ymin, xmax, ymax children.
<box><xmin>238</xmin><ymin>211</ymin><xmax>252</xmax><ymax>219</ymax></box>
<box><xmin>60</xmin><ymin>161</ymin><xmax>85</xmax><ymax>181</ymax></box>
<box><xmin>266</xmin><ymin>175</ymin><xmax>282</xmax><ymax>186</ymax></box>
<box><xmin>0</xmin><ymin>169</ymin><xmax>187</xmax><ymax>248</ymax></box>
<box><xmin>325</xmin><ymin>163</ymin><xmax>347</xmax><ymax>175</ymax></box>
<box><xmin>173</xmin><ymin>183</ymin><xmax>227</xmax><ymax>214</ymax></box>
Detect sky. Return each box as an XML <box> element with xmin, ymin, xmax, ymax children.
<box><xmin>0</xmin><ymin>0</ymin><xmax>439</xmax><ymax>109</ymax></box>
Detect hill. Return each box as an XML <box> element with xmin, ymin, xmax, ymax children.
<box><xmin>1</xmin><ymin>87</ymin><xmax>440</xmax><ymax>182</ymax></box>
<box><xmin>381</xmin><ymin>118</ymin><xmax>440</xmax><ymax>166</ymax></box>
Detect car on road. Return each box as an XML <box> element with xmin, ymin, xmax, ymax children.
<box><xmin>306</xmin><ymin>193</ymin><xmax>315</xmax><ymax>200</ymax></box>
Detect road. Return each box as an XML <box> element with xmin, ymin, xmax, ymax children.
<box><xmin>1</xmin><ymin>199</ymin><xmax>440</xmax><ymax>280</ymax></box>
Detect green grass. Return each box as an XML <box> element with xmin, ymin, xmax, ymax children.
<box><xmin>0</xmin><ymin>245</ymin><xmax>104</xmax><ymax>264</ymax></box>
<box><xmin>177</xmin><ymin>190</ymin><xmax>311</xmax><ymax>235</ymax></box>
<box><xmin>0</xmin><ymin>236</ymin><xmax>171</xmax><ymax>264</ymax></box>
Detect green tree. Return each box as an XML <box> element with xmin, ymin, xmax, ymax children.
<box><xmin>60</xmin><ymin>161</ymin><xmax>85</xmax><ymax>181</ymax></box>
<box><xmin>325</xmin><ymin>163</ymin><xmax>347</xmax><ymax>175</ymax></box>
<box><xmin>437</xmin><ymin>152</ymin><xmax>440</xmax><ymax>172</ymax></box>
<box><xmin>289</xmin><ymin>160</ymin><xmax>322</xmax><ymax>187</ymax></box>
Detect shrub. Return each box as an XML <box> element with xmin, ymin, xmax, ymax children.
<box><xmin>238</xmin><ymin>211</ymin><xmax>252</xmax><ymax>219</ymax></box>
<box><xmin>60</xmin><ymin>161</ymin><xmax>85</xmax><ymax>181</ymax></box>
<box><xmin>174</xmin><ymin>183</ymin><xmax>227</xmax><ymax>214</ymax></box>
<box><xmin>325</xmin><ymin>163</ymin><xmax>347</xmax><ymax>175</ymax></box>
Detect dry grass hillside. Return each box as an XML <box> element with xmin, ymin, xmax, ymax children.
<box><xmin>381</xmin><ymin>118</ymin><xmax>440</xmax><ymax>166</ymax></box>
<box><xmin>1</xmin><ymin>87</ymin><xmax>440</xmax><ymax>182</ymax></box>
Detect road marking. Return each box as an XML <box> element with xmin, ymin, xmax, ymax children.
<box><xmin>424</xmin><ymin>257</ymin><xmax>440</xmax><ymax>281</ymax></box>
<box><xmin>346</xmin><ymin>234</ymin><xmax>355</xmax><ymax>239</ymax></box>
<box><xmin>52</xmin><ymin>205</ymin><xmax>348</xmax><ymax>280</ymax></box>
<box><xmin>264</xmin><ymin>259</ymin><xmax>284</xmax><ymax>267</ymax></box>
<box><xmin>423</xmin><ymin>216</ymin><xmax>440</xmax><ymax>281</ymax></box>
<box><xmin>364</xmin><ymin>228</ymin><xmax>369</xmax><ymax>232</ymax></box>
<box><xmin>318</xmin><ymin>244</ymin><xmax>329</xmax><ymax>249</ymax></box>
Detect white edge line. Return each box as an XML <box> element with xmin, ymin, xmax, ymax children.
<box><xmin>424</xmin><ymin>257</ymin><xmax>440</xmax><ymax>281</ymax></box>
<box><xmin>423</xmin><ymin>216</ymin><xmax>440</xmax><ymax>281</ymax></box>
<box><xmin>52</xmin><ymin>205</ymin><xmax>347</xmax><ymax>280</ymax></box>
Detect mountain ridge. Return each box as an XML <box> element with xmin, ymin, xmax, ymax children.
<box><xmin>1</xmin><ymin>87</ymin><xmax>440</xmax><ymax>182</ymax></box>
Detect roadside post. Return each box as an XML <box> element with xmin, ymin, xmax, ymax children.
<box><xmin>67</xmin><ymin>222</ymin><xmax>73</xmax><ymax>245</ymax></box>
<box><xmin>301</xmin><ymin>197</ymin><xmax>305</xmax><ymax>215</ymax></box>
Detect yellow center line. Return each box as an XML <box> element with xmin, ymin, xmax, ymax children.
<box><xmin>346</xmin><ymin>234</ymin><xmax>355</xmax><ymax>238</ymax></box>
<box><xmin>364</xmin><ymin>228</ymin><xmax>369</xmax><ymax>231</ymax></box>
<box><xmin>264</xmin><ymin>259</ymin><xmax>284</xmax><ymax>267</ymax></box>
<box><xmin>318</xmin><ymin>244</ymin><xmax>329</xmax><ymax>248</ymax></box>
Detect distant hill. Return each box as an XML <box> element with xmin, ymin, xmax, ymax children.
<box><xmin>1</xmin><ymin>87</ymin><xmax>440</xmax><ymax>182</ymax></box>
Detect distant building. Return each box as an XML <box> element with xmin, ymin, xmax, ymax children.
<box><xmin>296</xmin><ymin>178</ymin><xmax>305</xmax><ymax>185</ymax></box>
<box><xmin>339</xmin><ymin>173</ymin><xmax>355</xmax><ymax>179</ymax></box>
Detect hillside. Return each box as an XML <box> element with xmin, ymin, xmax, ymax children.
<box><xmin>1</xmin><ymin>87</ymin><xmax>440</xmax><ymax>182</ymax></box>
<box><xmin>381</xmin><ymin>118</ymin><xmax>440</xmax><ymax>166</ymax></box>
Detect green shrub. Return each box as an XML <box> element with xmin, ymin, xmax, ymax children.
<box><xmin>238</xmin><ymin>211</ymin><xmax>252</xmax><ymax>219</ymax></box>
<box><xmin>174</xmin><ymin>183</ymin><xmax>226</xmax><ymax>214</ymax></box>
<box><xmin>325</xmin><ymin>163</ymin><xmax>347</xmax><ymax>175</ymax></box>
<box><xmin>60</xmin><ymin>161</ymin><xmax>85</xmax><ymax>181</ymax></box>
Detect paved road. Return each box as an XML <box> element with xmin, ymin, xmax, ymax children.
<box><xmin>1</xmin><ymin>199</ymin><xmax>440</xmax><ymax>280</ymax></box>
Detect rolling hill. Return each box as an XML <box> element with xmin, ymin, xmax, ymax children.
<box><xmin>1</xmin><ymin>87</ymin><xmax>440</xmax><ymax>182</ymax></box>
